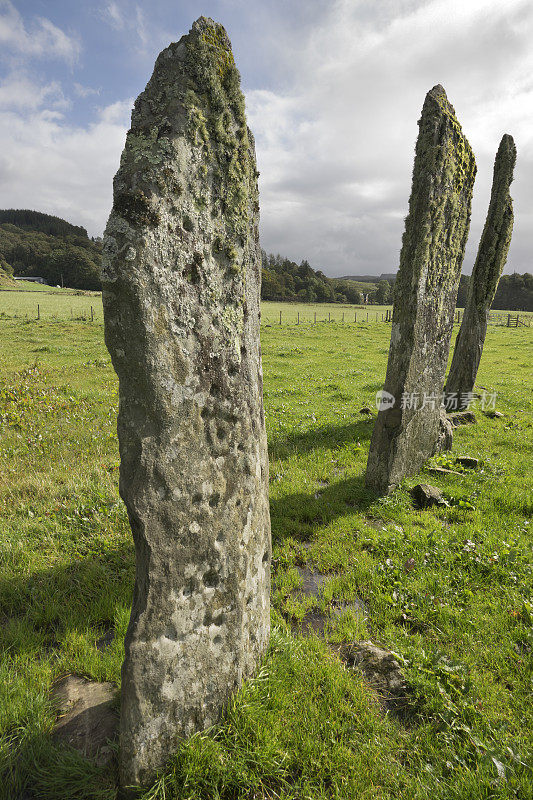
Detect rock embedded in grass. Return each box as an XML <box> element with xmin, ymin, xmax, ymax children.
<box><xmin>410</xmin><ymin>483</ymin><xmax>446</xmax><ymax>509</ymax></box>
<box><xmin>455</xmin><ymin>456</ymin><xmax>480</xmax><ymax>469</ymax></box>
<box><xmin>51</xmin><ymin>674</ymin><xmax>118</xmax><ymax>766</ymax></box>
<box><xmin>366</xmin><ymin>85</ymin><xmax>476</xmax><ymax>495</ymax></box>
<box><xmin>102</xmin><ymin>16</ymin><xmax>270</xmax><ymax>791</ymax></box>
<box><xmin>449</xmin><ymin>410</ymin><xmax>477</xmax><ymax>426</ymax></box>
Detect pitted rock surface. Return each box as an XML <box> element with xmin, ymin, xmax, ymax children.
<box><xmin>339</xmin><ymin>641</ymin><xmax>411</xmax><ymax>713</ymax></box>
<box><xmin>446</xmin><ymin>135</ymin><xmax>516</xmax><ymax>408</ymax></box>
<box><xmin>366</xmin><ymin>85</ymin><xmax>476</xmax><ymax>495</ymax></box>
<box><xmin>102</xmin><ymin>16</ymin><xmax>270</xmax><ymax>789</ymax></box>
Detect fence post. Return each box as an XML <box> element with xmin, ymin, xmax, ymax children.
<box><xmin>279</xmin><ymin>310</ymin><xmax>282</xmax><ymax>325</ymax></box>
<box><xmin>329</xmin><ymin>312</ymin><xmax>331</xmax><ymax>322</ymax></box>
<box><xmin>366</xmin><ymin>312</ymin><xmax>368</xmax><ymax>322</ymax></box>
<box><xmin>297</xmin><ymin>312</ymin><xmax>299</xmax><ymax>325</ymax></box>
<box><xmin>507</xmin><ymin>314</ymin><xmax>511</xmax><ymax>327</ymax></box>
<box><xmin>314</xmin><ymin>311</ymin><xmax>316</xmax><ymax>324</ymax></box>
<box><xmin>91</xmin><ymin>306</ymin><xmax>94</xmax><ymax>322</ymax></box>
<box><xmin>37</xmin><ymin>304</ymin><xmax>40</xmax><ymax>320</ymax></box>
<box><xmin>342</xmin><ymin>311</ymin><xmax>345</xmax><ymax>322</ymax></box>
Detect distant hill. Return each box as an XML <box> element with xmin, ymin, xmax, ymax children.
<box><xmin>0</xmin><ymin>209</ymin><xmax>88</xmax><ymax>239</ymax></box>
<box><xmin>0</xmin><ymin>210</ymin><xmax>102</xmax><ymax>290</ymax></box>
<box><xmin>261</xmin><ymin>252</ymin><xmax>369</xmax><ymax>304</ymax></box>
<box><xmin>339</xmin><ymin>272</ymin><xmax>397</xmax><ymax>283</ymax></box>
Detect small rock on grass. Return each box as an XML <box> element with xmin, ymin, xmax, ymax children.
<box><xmin>455</xmin><ymin>456</ymin><xmax>480</xmax><ymax>469</ymax></box>
<box><xmin>448</xmin><ymin>411</ymin><xmax>477</xmax><ymax>426</ymax></box>
<box><xmin>51</xmin><ymin>674</ymin><xmax>118</xmax><ymax>766</ymax></box>
<box><xmin>359</xmin><ymin>407</ymin><xmax>373</xmax><ymax>415</ymax></box>
<box><xmin>339</xmin><ymin>641</ymin><xmax>411</xmax><ymax>715</ymax></box>
<box><xmin>484</xmin><ymin>410</ymin><xmax>504</xmax><ymax>419</ymax></box>
<box><xmin>410</xmin><ymin>483</ymin><xmax>447</xmax><ymax>508</ymax></box>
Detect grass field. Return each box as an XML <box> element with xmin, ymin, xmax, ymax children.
<box><xmin>0</xmin><ymin>290</ymin><xmax>393</xmax><ymax>326</ymax></box>
<box><xmin>0</xmin><ymin>293</ymin><xmax>532</xmax><ymax>799</ymax></box>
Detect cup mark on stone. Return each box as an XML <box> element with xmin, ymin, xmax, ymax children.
<box><xmin>203</xmin><ymin>569</ymin><xmax>219</xmax><ymax>588</ymax></box>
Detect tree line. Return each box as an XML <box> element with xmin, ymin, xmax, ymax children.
<box><xmin>0</xmin><ymin>210</ymin><xmax>102</xmax><ymax>291</ymax></box>
<box><xmin>261</xmin><ymin>252</ymin><xmax>392</xmax><ymax>304</ymax></box>
<box><xmin>1</xmin><ymin>210</ymin><xmax>531</xmax><ymax>309</ymax></box>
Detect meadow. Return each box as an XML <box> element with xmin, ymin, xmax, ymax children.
<box><xmin>0</xmin><ymin>292</ymin><xmax>532</xmax><ymax>799</ymax></box>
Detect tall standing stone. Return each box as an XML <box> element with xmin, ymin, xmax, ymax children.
<box><xmin>365</xmin><ymin>85</ymin><xmax>476</xmax><ymax>495</ymax></box>
<box><xmin>102</xmin><ymin>18</ymin><xmax>271</xmax><ymax>790</ymax></box>
<box><xmin>445</xmin><ymin>134</ymin><xmax>516</xmax><ymax>408</ymax></box>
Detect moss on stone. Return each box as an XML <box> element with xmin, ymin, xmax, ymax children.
<box><xmin>113</xmin><ymin>191</ymin><xmax>160</xmax><ymax>228</ymax></box>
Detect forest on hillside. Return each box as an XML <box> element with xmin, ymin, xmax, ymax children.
<box><xmin>0</xmin><ymin>210</ymin><xmax>532</xmax><ymax>309</ymax></box>
<box><xmin>0</xmin><ymin>210</ymin><xmax>102</xmax><ymax>291</ymax></box>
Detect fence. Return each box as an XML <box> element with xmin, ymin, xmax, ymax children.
<box><xmin>0</xmin><ymin>291</ymin><xmax>531</xmax><ymax>329</ymax></box>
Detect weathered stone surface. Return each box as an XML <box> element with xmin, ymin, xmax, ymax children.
<box><xmin>102</xmin><ymin>17</ymin><xmax>271</xmax><ymax>790</ymax></box>
<box><xmin>410</xmin><ymin>483</ymin><xmax>446</xmax><ymax>508</ymax></box>
<box><xmin>51</xmin><ymin>675</ymin><xmax>118</xmax><ymax>766</ymax></box>
<box><xmin>365</xmin><ymin>86</ymin><xmax>476</xmax><ymax>494</ymax></box>
<box><xmin>436</xmin><ymin>407</ymin><xmax>454</xmax><ymax>452</ymax></box>
<box><xmin>339</xmin><ymin>641</ymin><xmax>411</xmax><ymax>712</ymax></box>
<box><xmin>446</xmin><ymin>135</ymin><xmax>516</xmax><ymax>409</ymax></box>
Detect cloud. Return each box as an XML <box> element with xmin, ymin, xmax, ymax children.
<box><xmin>246</xmin><ymin>0</ymin><xmax>533</xmax><ymax>275</ymax></box>
<box><xmin>100</xmin><ymin>1</ymin><xmax>125</xmax><ymax>30</ymax></box>
<box><xmin>100</xmin><ymin>1</ymin><xmax>154</xmax><ymax>54</ymax></box>
<box><xmin>73</xmin><ymin>82</ymin><xmax>101</xmax><ymax>99</ymax></box>
<box><xmin>0</xmin><ymin>74</ymin><xmax>68</xmax><ymax>111</ymax></box>
<box><xmin>0</xmin><ymin>1</ymin><xmax>80</xmax><ymax>64</ymax></box>
<box><xmin>0</xmin><ymin>76</ymin><xmax>131</xmax><ymax>234</ymax></box>
<box><xmin>1</xmin><ymin>0</ymin><xmax>532</xmax><ymax>275</ymax></box>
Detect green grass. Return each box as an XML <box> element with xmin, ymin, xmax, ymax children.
<box><xmin>0</xmin><ymin>297</ymin><xmax>532</xmax><ymax>799</ymax></box>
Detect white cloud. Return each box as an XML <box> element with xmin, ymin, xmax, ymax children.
<box><xmin>100</xmin><ymin>1</ymin><xmax>125</xmax><ymax>31</ymax></box>
<box><xmin>100</xmin><ymin>1</ymin><xmax>154</xmax><ymax>53</ymax></box>
<box><xmin>1</xmin><ymin>0</ymin><xmax>532</xmax><ymax>274</ymax></box>
<box><xmin>0</xmin><ymin>82</ymin><xmax>131</xmax><ymax>234</ymax></box>
<box><xmin>247</xmin><ymin>0</ymin><xmax>533</xmax><ymax>274</ymax></box>
<box><xmin>0</xmin><ymin>1</ymin><xmax>80</xmax><ymax>64</ymax></box>
<box><xmin>0</xmin><ymin>74</ymin><xmax>68</xmax><ymax>111</ymax></box>
<box><xmin>73</xmin><ymin>82</ymin><xmax>101</xmax><ymax>99</ymax></box>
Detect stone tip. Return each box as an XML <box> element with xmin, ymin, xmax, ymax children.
<box><xmin>499</xmin><ymin>133</ymin><xmax>516</xmax><ymax>157</ymax></box>
<box><xmin>495</xmin><ymin>133</ymin><xmax>517</xmax><ymax>181</ymax></box>
<box><xmin>189</xmin><ymin>16</ymin><xmax>232</xmax><ymax>49</ymax></box>
<box><xmin>191</xmin><ymin>16</ymin><xmax>216</xmax><ymax>30</ymax></box>
<box><xmin>428</xmin><ymin>84</ymin><xmax>446</xmax><ymax>99</ymax></box>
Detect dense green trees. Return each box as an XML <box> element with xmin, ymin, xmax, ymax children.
<box><xmin>260</xmin><ymin>252</ymin><xmax>368</xmax><ymax>304</ymax></box>
<box><xmin>2</xmin><ymin>210</ymin><xmax>531</xmax><ymax>308</ymax></box>
<box><xmin>0</xmin><ymin>213</ymin><xmax>102</xmax><ymax>290</ymax></box>
<box><xmin>0</xmin><ymin>209</ymin><xmax>88</xmax><ymax>238</ymax></box>
<box><xmin>456</xmin><ymin>272</ymin><xmax>533</xmax><ymax>311</ymax></box>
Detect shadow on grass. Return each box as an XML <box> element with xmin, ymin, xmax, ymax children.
<box><xmin>270</xmin><ymin>474</ymin><xmax>376</xmax><ymax>545</ymax></box>
<box><xmin>268</xmin><ymin>418</ymin><xmax>375</xmax><ymax>460</ymax></box>
<box><xmin>1</xmin><ymin>467</ymin><xmax>379</xmax><ymax>795</ymax></box>
<box><xmin>0</xmin><ymin>543</ymin><xmax>133</xmax><ymax>797</ymax></box>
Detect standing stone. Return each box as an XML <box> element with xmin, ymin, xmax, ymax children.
<box><xmin>445</xmin><ymin>134</ymin><xmax>516</xmax><ymax>409</ymax></box>
<box><xmin>365</xmin><ymin>85</ymin><xmax>476</xmax><ymax>495</ymax></box>
<box><xmin>102</xmin><ymin>17</ymin><xmax>271</xmax><ymax>790</ymax></box>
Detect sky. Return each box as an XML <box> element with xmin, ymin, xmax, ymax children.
<box><xmin>0</xmin><ymin>0</ymin><xmax>532</xmax><ymax>277</ymax></box>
